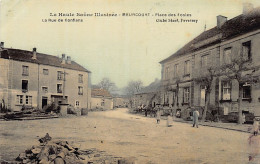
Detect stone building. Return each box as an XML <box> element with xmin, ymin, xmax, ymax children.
<box><xmin>91</xmin><ymin>88</ymin><xmax>113</xmax><ymax>110</ymax></box>
<box><xmin>0</xmin><ymin>43</ymin><xmax>91</xmax><ymax>111</ymax></box>
<box><xmin>160</xmin><ymin>4</ymin><xmax>260</xmax><ymax>117</ymax></box>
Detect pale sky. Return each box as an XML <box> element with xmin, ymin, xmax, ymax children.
<box><xmin>1</xmin><ymin>0</ymin><xmax>260</xmax><ymax>88</ymax></box>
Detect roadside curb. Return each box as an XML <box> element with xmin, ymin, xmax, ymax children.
<box><xmin>173</xmin><ymin>119</ymin><xmax>250</xmax><ymax>133</ymax></box>
<box><xmin>128</xmin><ymin>111</ymin><xmax>251</xmax><ymax>134</ymax></box>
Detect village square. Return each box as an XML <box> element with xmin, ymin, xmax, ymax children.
<box><xmin>1</xmin><ymin>1</ymin><xmax>260</xmax><ymax>164</ymax></box>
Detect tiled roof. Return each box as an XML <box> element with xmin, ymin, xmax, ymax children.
<box><xmin>91</xmin><ymin>89</ymin><xmax>112</xmax><ymax>98</ymax></box>
<box><xmin>0</xmin><ymin>48</ymin><xmax>91</xmax><ymax>73</ymax></box>
<box><xmin>160</xmin><ymin>7</ymin><xmax>260</xmax><ymax>64</ymax></box>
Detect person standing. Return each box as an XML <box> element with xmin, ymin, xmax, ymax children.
<box><xmin>156</xmin><ymin>106</ymin><xmax>161</xmax><ymax>124</ymax></box>
<box><xmin>193</xmin><ymin>108</ymin><xmax>199</xmax><ymax>128</ymax></box>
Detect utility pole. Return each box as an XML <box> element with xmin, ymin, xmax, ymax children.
<box><xmin>62</xmin><ymin>70</ymin><xmax>68</xmax><ymax>102</ymax></box>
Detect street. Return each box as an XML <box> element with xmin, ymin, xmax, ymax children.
<box><xmin>0</xmin><ymin>108</ymin><xmax>256</xmax><ymax>164</ymax></box>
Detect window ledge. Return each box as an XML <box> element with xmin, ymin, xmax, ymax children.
<box><xmin>220</xmin><ymin>99</ymin><xmax>232</xmax><ymax>103</ymax></box>
<box><xmin>182</xmin><ymin>102</ymin><xmax>189</xmax><ymax>106</ymax></box>
<box><xmin>242</xmin><ymin>98</ymin><xmax>252</xmax><ymax>102</ymax></box>
<box><xmin>183</xmin><ymin>74</ymin><xmax>190</xmax><ymax>78</ymax></box>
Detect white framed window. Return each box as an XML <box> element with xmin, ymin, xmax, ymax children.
<box><xmin>222</xmin><ymin>81</ymin><xmax>231</xmax><ymax>100</ymax></box>
<box><xmin>17</xmin><ymin>95</ymin><xmax>23</xmax><ymax>105</ymax></box>
<box><xmin>25</xmin><ymin>96</ymin><xmax>32</xmax><ymax>105</ymax></box>
<box><xmin>78</xmin><ymin>74</ymin><xmax>83</xmax><ymax>83</ymax></box>
<box><xmin>57</xmin><ymin>84</ymin><xmax>62</xmax><ymax>93</ymax></box>
<box><xmin>57</xmin><ymin>71</ymin><xmax>63</xmax><ymax>80</ymax></box>
<box><xmin>43</xmin><ymin>69</ymin><xmax>49</xmax><ymax>75</ymax></box>
<box><xmin>174</xmin><ymin>64</ymin><xmax>179</xmax><ymax>77</ymax></box>
<box><xmin>201</xmin><ymin>55</ymin><xmax>208</xmax><ymax>67</ymax></box>
<box><xmin>200</xmin><ymin>86</ymin><xmax>206</xmax><ymax>106</ymax></box>
<box><xmin>42</xmin><ymin>87</ymin><xmax>48</xmax><ymax>93</ymax></box>
<box><xmin>22</xmin><ymin>65</ymin><xmax>29</xmax><ymax>76</ymax></box>
<box><xmin>165</xmin><ymin>67</ymin><xmax>169</xmax><ymax>79</ymax></box>
<box><xmin>184</xmin><ymin>60</ymin><xmax>190</xmax><ymax>75</ymax></box>
<box><xmin>223</xmin><ymin>48</ymin><xmax>232</xmax><ymax>64</ymax></box>
<box><xmin>183</xmin><ymin>87</ymin><xmax>190</xmax><ymax>103</ymax></box>
<box><xmin>78</xmin><ymin>86</ymin><xmax>83</xmax><ymax>95</ymax></box>
<box><xmin>75</xmin><ymin>101</ymin><xmax>80</xmax><ymax>107</ymax></box>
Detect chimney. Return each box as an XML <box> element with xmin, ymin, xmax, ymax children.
<box><xmin>32</xmin><ymin>47</ymin><xmax>37</xmax><ymax>60</ymax></box>
<box><xmin>217</xmin><ymin>15</ymin><xmax>227</xmax><ymax>28</ymax></box>
<box><xmin>66</xmin><ymin>56</ymin><xmax>71</xmax><ymax>64</ymax></box>
<box><xmin>0</xmin><ymin>42</ymin><xmax>4</xmax><ymax>49</ymax></box>
<box><xmin>243</xmin><ymin>3</ymin><xmax>254</xmax><ymax>15</ymax></box>
<box><xmin>61</xmin><ymin>54</ymin><xmax>66</xmax><ymax>64</ymax></box>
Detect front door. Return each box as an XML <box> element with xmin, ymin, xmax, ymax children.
<box><xmin>42</xmin><ymin>97</ymin><xmax>48</xmax><ymax>109</ymax></box>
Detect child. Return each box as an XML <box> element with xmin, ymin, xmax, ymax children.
<box><xmin>156</xmin><ymin>109</ymin><xmax>161</xmax><ymax>124</ymax></box>
<box><xmin>253</xmin><ymin>118</ymin><xmax>259</xmax><ymax>136</ymax></box>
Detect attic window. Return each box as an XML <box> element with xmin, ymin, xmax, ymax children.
<box><xmin>242</xmin><ymin>41</ymin><xmax>251</xmax><ymax>61</ymax></box>
<box><xmin>22</xmin><ymin>65</ymin><xmax>29</xmax><ymax>76</ymax></box>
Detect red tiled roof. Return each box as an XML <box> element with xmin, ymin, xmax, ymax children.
<box><xmin>91</xmin><ymin>89</ymin><xmax>112</xmax><ymax>98</ymax></box>
<box><xmin>160</xmin><ymin>7</ymin><xmax>260</xmax><ymax>64</ymax></box>
<box><xmin>0</xmin><ymin>48</ymin><xmax>91</xmax><ymax>73</ymax></box>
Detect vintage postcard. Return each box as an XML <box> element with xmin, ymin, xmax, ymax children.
<box><xmin>1</xmin><ymin>0</ymin><xmax>260</xmax><ymax>163</ymax></box>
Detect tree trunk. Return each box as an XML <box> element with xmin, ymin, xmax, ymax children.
<box><xmin>202</xmin><ymin>90</ymin><xmax>210</xmax><ymax>122</ymax></box>
<box><xmin>176</xmin><ymin>83</ymin><xmax>179</xmax><ymax>107</ymax></box>
<box><xmin>237</xmin><ymin>84</ymin><xmax>243</xmax><ymax>124</ymax></box>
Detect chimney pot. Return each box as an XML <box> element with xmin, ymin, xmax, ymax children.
<box><xmin>217</xmin><ymin>15</ymin><xmax>227</xmax><ymax>28</ymax></box>
<box><xmin>32</xmin><ymin>47</ymin><xmax>37</xmax><ymax>60</ymax></box>
<box><xmin>243</xmin><ymin>3</ymin><xmax>254</xmax><ymax>15</ymax></box>
<box><xmin>0</xmin><ymin>42</ymin><xmax>4</xmax><ymax>48</ymax></box>
<box><xmin>67</xmin><ymin>56</ymin><xmax>71</xmax><ymax>64</ymax></box>
<box><xmin>61</xmin><ymin>54</ymin><xmax>66</xmax><ymax>64</ymax></box>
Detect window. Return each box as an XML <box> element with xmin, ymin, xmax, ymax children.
<box><xmin>17</xmin><ymin>95</ymin><xmax>23</xmax><ymax>105</ymax></box>
<box><xmin>174</xmin><ymin>64</ymin><xmax>179</xmax><ymax>77</ymax></box>
<box><xmin>242</xmin><ymin>41</ymin><xmax>251</xmax><ymax>61</ymax></box>
<box><xmin>164</xmin><ymin>92</ymin><xmax>169</xmax><ymax>105</ymax></box>
<box><xmin>57</xmin><ymin>71</ymin><xmax>63</xmax><ymax>80</ymax></box>
<box><xmin>25</xmin><ymin>96</ymin><xmax>32</xmax><ymax>105</ymax></box>
<box><xmin>222</xmin><ymin>81</ymin><xmax>231</xmax><ymax>100</ymax></box>
<box><xmin>242</xmin><ymin>83</ymin><xmax>251</xmax><ymax>99</ymax></box>
<box><xmin>78</xmin><ymin>74</ymin><xmax>83</xmax><ymax>83</ymax></box>
<box><xmin>22</xmin><ymin>80</ymin><xmax>28</xmax><ymax>92</ymax></box>
<box><xmin>43</xmin><ymin>69</ymin><xmax>49</xmax><ymax>75</ymax></box>
<box><xmin>57</xmin><ymin>84</ymin><xmax>62</xmax><ymax>93</ymax></box>
<box><xmin>42</xmin><ymin>87</ymin><xmax>48</xmax><ymax>93</ymax></box>
<box><xmin>184</xmin><ymin>60</ymin><xmax>190</xmax><ymax>75</ymax></box>
<box><xmin>22</xmin><ymin>65</ymin><xmax>29</xmax><ymax>76</ymax></box>
<box><xmin>183</xmin><ymin>87</ymin><xmax>190</xmax><ymax>103</ymax></box>
<box><xmin>165</xmin><ymin>67</ymin><xmax>169</xmax><ymax>79</ymax></box>
<box><xmin>223</xmin><ymin>48</ymin><xmax>232</xmax><ymax>64</ymax></box>
<box><xmin>200</xmin><ymin>86</ymin><xmax>206</xmax><ymax>106</ymax></box>
<box><xmin>101</xmin><ymin>99</ymin><xmax>105</xmax><ymax>106</ymax></box>
<box><xmin>75</xmin><ymin>101</ymin><xmax>80</xmax><ymax>107</ymax></box>
<box><xmin>201</xmin><ymin>55</ymin><xmax>208</xmax><ymax>67</ymax></box>
<box><xmin>78</xmin><ymin>86</ymin><xmax>83</xmax><ymax>95</ymax></box>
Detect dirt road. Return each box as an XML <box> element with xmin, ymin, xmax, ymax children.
<box><xmin>0</xmin><ymin>108</ymin><xmax>256</xmax><ymax>163</ymax></box>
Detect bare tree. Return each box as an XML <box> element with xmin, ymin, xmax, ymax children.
<box><xmin>98</xmin><ymin>77</ymin><xmax>116</xmax><ymax>92</ymax></box>
<box><xmin>194</xmin><ymin>66</ymin><xmax>219</xmax><ymax>122</ymax></box>
<box><xmin>220</xmin><ymin>56</ymin><xmax>259</xmax><ymax>124</ymax></box>
<box><xmin>124</xmin><ymin>80</ymin><xmax>143</xmax><ymax>108</ymax></box>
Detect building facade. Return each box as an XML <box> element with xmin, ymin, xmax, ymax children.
<box><xmin>91</xmin><ymin>89</ymin><xmax>113</xmax><ymax>110</ymax></box>
<box><xmin>160</xmin><ymin>4</ymin><xmax>260</xmax><ymax>116</ymax></box>
<box><xmin>0</xmin><ymin>44</ymin><xmax>91</xmax><ymax>111</ymax></box>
